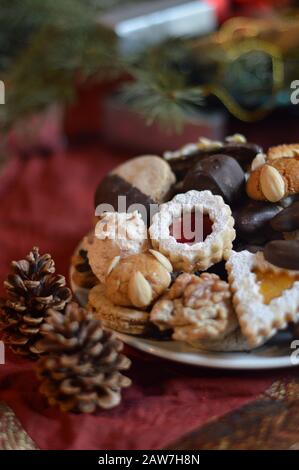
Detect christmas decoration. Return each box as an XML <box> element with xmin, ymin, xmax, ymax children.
<box><xmin>0</xmin><ymin>0</ymin><xmax>120</xmax><ymax>129</ymax></box>
<box><xmin>36</xmin><ymin>302</ymin><xmax>131</xmax><ymax>413</ymax></box>
<box><xmin>0</xmin><ymin>247</ymin><xmax>72</xmax><ymax>358</ymax></box>
<box><xmin>2</xmin><ymin>2</ymin><xmax>299</xmax><ymax>133</ymax></box>
<box><xmin>122</xmin><ymin>12</ymin><xmax>299</xmax><ymax>128</ymax></box>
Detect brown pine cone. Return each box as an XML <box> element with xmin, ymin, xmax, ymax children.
<box><xmin>36</xmin><ymin>302</ymin><xmax>131</xmax><ymax>413</ymax></box>
<box><xmin>71</xmin><ymin>249</ymin><xmax>98</xmax><ymax>289</ymax></box>
<box><xmin>0</xmin><ymin>247</ymin><xmax>72</xmax><ymax>358</ymax></box>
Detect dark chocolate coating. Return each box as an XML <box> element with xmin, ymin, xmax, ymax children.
<box><xmin>94</xmin><ymin>174</ymin><xmax>155</xmax><ymax>225</ymax></box>
<box><xmin>221</xmin><ymin>143</ymin><xmax>262</xmax><ymax>169</ymax></box>
<box><xmin>169</xmin><ymin>142</ymin><xmax>262</xmax><ymax>179</ymax></box>
<box><xmin>264</xmin><ymin>240</ymin><xmax>299</xmax><ymax>270</ymax></box>
<box><xmin>233</xmin><ymin>200</ymin><xmax>282</xmax><ymax>244</ymax></box>
<box><xmin>234</xmin><ymin>243</ymin><xmax>264</xmax><ymax>254</ymax></box>
<box><xmin>270</xmin><ymin>201</ymin><xmax>299</xmax><ymax>232</ymax></box>
<box><xmin>279</xmin><ymin>194</ymin><xmax>299</xmax><ymax>209</ymax></box>
<box><xmin>183</xmin><ymin>154</ymin><xmax>245</xmax><ymax>205</ymax></box>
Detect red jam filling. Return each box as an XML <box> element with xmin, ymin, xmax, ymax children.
<box><xmin>169</xmin><ymin>211</ymin><xmax>213</xmax><ymax>244</ymax></box>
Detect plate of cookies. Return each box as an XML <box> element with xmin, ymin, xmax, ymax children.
<box><xmin>70</xmin><ymin>135</ymin><xmax>299</xmax><ymax>370</ymax></box>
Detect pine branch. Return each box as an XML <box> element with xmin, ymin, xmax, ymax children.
<box><xmin>2</xmin><ymin>3</ymin><xmax>120</xmax><ymax>127</ymax></box>
<box><xmin>119</xmin><ymin>36</ymin><xmax>207</xmax><ymax>132</ymax></box>
<box><xmin>121</xmin><ymin>60</ymin><xmax>204</xmax><ymax>132</ymax></box>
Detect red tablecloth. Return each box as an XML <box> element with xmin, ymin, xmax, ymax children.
<box><xmin>0</xmin><ymin>145</ymin><xmax>291</xmax><ymax>449</ymax></box>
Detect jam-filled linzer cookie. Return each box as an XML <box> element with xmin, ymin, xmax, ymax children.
<box><xmin>149</xmin><ymin>190</ymin><xmax>235</xmax><ymax>272</ymax></box>
<box><xmin>226</xmin><ymin>250</ymin><xmax>299</xmax><ymax>347</ymax></box>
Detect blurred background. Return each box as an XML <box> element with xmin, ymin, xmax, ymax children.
<box><xmin>1</xmin><ymin>0</ymin><xmax>299</xmax><ymax>164</ymax></box>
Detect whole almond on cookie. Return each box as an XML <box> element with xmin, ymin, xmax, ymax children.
<box><xmin>105</xmin><ymin>252</ymin><xmax>172</xmax><ymax>309</ymax></box>
<box><xmin>260</xmin><ymin>165</ymin><xmax>286</xmax><ymax>202</ymax></box>
<box><xmin>129</xmin><ymin>272</ymin><xmax>153</xmax><ymax>308</ymax></box>
<box><xmin>246</xmin><ymin>157</ymin><xmax>299</xmax><ymax>202</ymax></box>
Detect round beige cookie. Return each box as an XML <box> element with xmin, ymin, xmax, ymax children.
<box><xmin>105</xmin><ymin>251</ymin><xmax>172</xmax><ymax>308</ymax></box>
<box><xmin>268</xmin><ymin>143</ymin><xmax>299</xmax><ymax>160</ymax></box>
<box><xmin>87</xmin><ymin>211</ymin><xmax>149</xmax><ymax>284</ymax></box>
<box><xmin>112</xmin><ymin>155</ymin><xmax>176</xmax><ymax>202</ymax></box>
<box><xmin>88</xmin><ymin>284</ymin><xmax>150</xmax><ymax>335</ymax></box>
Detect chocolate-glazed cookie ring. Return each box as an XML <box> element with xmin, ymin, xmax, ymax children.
<box><xmin>149</xmin><ymin>190</ymin><xmax>235</xmax><ymax>272</ymax></box>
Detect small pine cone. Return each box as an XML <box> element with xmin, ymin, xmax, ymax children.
<box><xmin>71</xmin><ymin>249</ymin><xmax>98</xmax><ymax>289</ymax></box>
<box><xmin>36</xmin><ymin>302</ymin><xmax>131</xmax><ymax>414</ymax></box>
<box><xmin>0</xmin><ymin>247</ymin><xmax>72</xmax><ymax>358</ymax></box>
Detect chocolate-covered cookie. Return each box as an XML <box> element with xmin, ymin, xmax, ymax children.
<box><xmin>270</xmin><ymin>201</ymin><xmax>299</xmax><ymax>232</ymax></box>
<box><xmin>279</xmin><ymin>194</ymin><xmax>299</xmax><ymax>209</ymax></box>
<box><xmin>264</xmin><ymin>240</ymin><xmax>299</xmax><ymax>270</ymax></box>
<box><xmin>164</xmin><ymin>137</ymin><xmax>262</xmax><ymax>179</ymax></box>
<box><xmin>183</xmin><ymin>154</ymin><xmax>245</xmax><ymax>205</ymax></box>
<box><xmin>233</xmin><ymin>200</ymin><xmax>282</xmax><ymax>244</ymax></box>
<box><xmin>94</xmin><ymin>155</ymin><xmax>176</xmax><ymax>224</ymax></box>
<box><xmin>221</xmin><ymin>142</ymin><xmax>263</xmax><ymax>169</ymax></box>
<box><xmin>234</xmin><ymin>244</ymin><xmax>264</xmax><ymax>254</ymax></box>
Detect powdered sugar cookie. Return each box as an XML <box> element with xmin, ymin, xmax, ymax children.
<box><xmin>226</xmin><ymin>250</ymin><xmax>299</xmax><ymax>347</ymax></box>
<box><xmin>149</xmin><ymin>190</ymin><xmax>235</xmax><ymax>272</ymax></box>
<box><xmin>87</xmin><ymin>211</ymin><xmax>149</xmax><ymax>283</ymax></box>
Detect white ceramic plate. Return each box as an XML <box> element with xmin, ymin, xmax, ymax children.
<box><xmin>70</xmin><ymin>261</ymin><xmax>298</xmax><ymax>370</ymax></box>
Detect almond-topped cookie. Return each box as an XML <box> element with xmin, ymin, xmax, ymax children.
<box><xmin>268</xmin><ymin>143</ymin><xmax>299</xmax><ymax>160</ymax></box>
<box><xmin>105</xmin><ymin>251</ymin><xmax>172</xmax><ymax>309</ymax></box>
<box><xmin>226</xmin><ymin>250</ymin><xmax>299</xmax><ymax>347</ymax></box>
<box><xmin>149</xmin><ymin>190</ymin><xmax>235</xmax><ymax>272</ymax></box>
<box><xmin>246</xmin><ymin>157</ymin><xmax>299</xmax><ymax>202</ymax></box>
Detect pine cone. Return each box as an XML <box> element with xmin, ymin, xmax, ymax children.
<box><xmin>0</xmin><ymin>247</ymin><xmax>72</xmax><ymax>358</ymax></box>
<box><xmin>71</xmin><ymin>249</ymin><xmax>98</xmax><ymax>289</ymax></box>
<box><xmin>36</xmin><ymin>302</ymin><xmax>131</xmax><ymax>413</ymax></box>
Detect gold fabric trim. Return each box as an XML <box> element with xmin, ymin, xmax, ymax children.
<box><xmin>167</xmin><ymin>378</ymin><xmax>299</xmax><ymax>450</ymax></box>
<box><xmin>0</xmin><ymin>401</ymin><xmax>38</xmax><ymax>450</ymax></box>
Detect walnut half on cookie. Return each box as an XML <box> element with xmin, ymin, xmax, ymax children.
<box><xmin>105</xmin><ymin>251</ymin><xmax>173</xmax><ymax>309</ymax></box>
<box><xmin>150</xmin><ymin>272</ymin><xmax>238</xmax><ymax>345</ymax></box>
